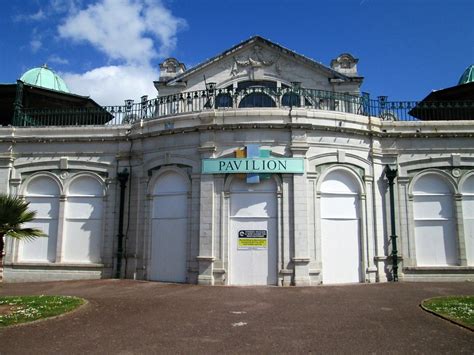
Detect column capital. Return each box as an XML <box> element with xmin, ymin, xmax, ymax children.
<box><xmin>289</xmin><ymin>143</ymin><xmax>309</xmax><ymax>156</ymax></box>
<box><xmin>198</xmin><ymin>144</ymin><xmax>216</xmax><ymax>158</ymax></box>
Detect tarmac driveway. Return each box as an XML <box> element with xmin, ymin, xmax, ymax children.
<box><xmin>0</xmin><ymin>280</ymin><xmax>473</xmax><ymax>354</ymax></box>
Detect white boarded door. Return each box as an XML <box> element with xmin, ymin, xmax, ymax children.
<box><xmin>462</xmin><ymin>175</ymin><xmax>474</xmax><ymax>265</ymax></box>
<box><xmin>413</xmin><ymin>175</ymin><xmax>457</xmax><ymax>266</ymax></box>
<box><xmin>150</xmin><ymin>171</ymin><xmax>188</xmax><ymax>282</ymax></box>
<box><xmin>230</xmin><ymin>178</ymin><xmax>277</xmax><ymax>285</ymax></box>
<box><xmin>19</xmin><ymin>176</ymin><xmax>59</xmax><ymax>262</ymax></box>
<box><xmin>320</xmin><ymin>170</ymin><xmax>361</xmax><ymax>284</ymax></box>
<box><xmin>64</xmin><ymin>176</ymin><xmax>103</xmax><ymax>263</ymax></box>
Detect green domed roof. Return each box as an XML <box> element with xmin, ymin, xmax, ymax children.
<box><xmin>20</xmin><ymin>64</ymin><xmax>70</xmax><ymax>93</ymax></box>
<box><xmin>458</xmin><ymin>64</ymin><xmax>474</xmax><ymax>85</ymax></box>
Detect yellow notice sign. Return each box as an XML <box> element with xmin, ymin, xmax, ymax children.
<box><xmin>238</xmin><ymin>230</ymin><xmax>267</xmax><ymax>249</ymax></box>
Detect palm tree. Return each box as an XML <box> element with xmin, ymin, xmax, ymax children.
<box><xmin>0</xmin><ymin>194</ymin><xmax>46</xmax><ymax>282</ymax></box>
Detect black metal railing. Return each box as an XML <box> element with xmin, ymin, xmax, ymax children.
<box><xmin>9</xmin><ymin>87</ymin><xmax>474</xmax><ymax>127</ymax></box>
<box><xmin>366</xmin><ymin>100</ymin><xmax>474</xmax><ymax>121</ymax></box>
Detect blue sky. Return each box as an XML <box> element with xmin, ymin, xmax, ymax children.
<box><xmin>0</xmin><ymin>0</ymin><xmax>472</xmax><ymax>105</ymax></box>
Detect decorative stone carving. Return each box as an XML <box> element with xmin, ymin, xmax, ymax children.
<box><xmin>159</xmin><ymin>58</ymin><xmax>186</xmax><ymax>81</ymax></box>
<box><xmin>330</xmin><ymin>53</ymin><xmax>359</xmax><ymax>77</ymax></box>
<box><xmin>452</xmin><ymin>168</ymin><xmax>461</xmax><ymax>177</ymax></box>
<box><xmin>231</xmin><ymin>45</ymin><xmax>280</xmax><ymax>79</ymax></box>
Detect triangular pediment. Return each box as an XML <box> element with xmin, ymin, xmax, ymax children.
<box><xmin>157</xmin><ymin>36</ymin><xmax>361</xmax><ymax>95</ymax></box>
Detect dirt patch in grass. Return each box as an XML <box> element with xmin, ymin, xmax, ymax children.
<box><xmin>0</xmin><ymin>305</ymin><xmax>14</xmax><ymax>316</ymax></box>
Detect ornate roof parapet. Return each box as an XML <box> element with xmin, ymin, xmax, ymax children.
<box><xmin>330</xmin><ymin>53</ymin><xmax>359</xmax><ymax>77</ymax></box>
<box><xmin>158</xmin><ymin>58</ymin><xmax>186</xmax><ymax>82</ymax></box>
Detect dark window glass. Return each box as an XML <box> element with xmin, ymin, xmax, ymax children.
<box><xmin>281</xmin><ymin>93</ymin><xmax>300</xmax><ymax>107</ymax></box>
<box><xmin>215</xmin><ymin>93</ymin><xmax>233</xmax><ymax>108</ymax></box>
<box><xmin>239</xmin><ymin>92</ymin><xmax>276</xmax><ymax>108</ymax></box>
<box><xmin>237</xmin><ymin>80</ymin><xmax>277</xmax><ymax>91</ymax></box>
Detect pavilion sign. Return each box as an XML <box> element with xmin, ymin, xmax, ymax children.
<box><xmin>202</xmin><ymin>157</ymin><xmax>304</xmax><ymax>174</ymax></box>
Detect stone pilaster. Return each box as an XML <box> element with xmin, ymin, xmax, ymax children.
<box><xmin>363</xmin><ymin>176</ymin><xmax>377</xmax><ymax>282</ymax></box>
<box><xmin>196</xmin><ymin>144</ymin><xmax>216</xmax><ymax>285</ymax></box>
<box><xmin>55</xmin><ymin>195</ymin><xmax>67</xmax><ymax>263</ymax></box>
<box><xmin>454</xmin><ymin>193</ymin><xmax>467</xmax><ymax>266</ymax></box>
<box><xmin>398</xmin><ymin>176</ymin><xmax>414</xmax><ymax>267</ymax></box>
<box><xmin>0</xmin><ymin>157</ymin><xmax>13</xmax><ymax>194</ymax></box>
<box><xmin>372</xmin><ymin>162</ymin><xmax>388</xmax><ymax>282</ymax></box>
<box><xmin>290</xmin><ymin>129</ymin><xmax>310</xmax><ymax>286</ymax></box>
<box><xmin>280</xmin><ymin>174</ymin><xmax>292</xmax><ymax>285</ymax></box>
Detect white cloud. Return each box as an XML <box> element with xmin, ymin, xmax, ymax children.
<box><xmin>55</xmin><ymin>0</ymin><xmax>186</xmax><ymax>106</ymax></box>
<box><xmin>30</xmin><ymin>39</ymin><xmax>42</xmax><ymax>53</ymax></box>
<box><xmin>48</xmin><ymin>0</ymin><xmax>83</xmax><ymax>15</ymax></box>
<box><xmin>13</xmin><ymin>9</ymin><xmax>45</xmax><ymax>22</ymax></box>
<box><xmin>142</xmin><ymin>0</ymin><xmax>186</xmax><ymax>57</ymax></box>
<box><xmin>61</xmin><ymin>65</ymin><xmax>159</xmax><ymax>106</ymax></box>
<box><xmin>58</xmin><ymin>0</ymin><xmax>186</xmax><ymax>64</ymax></box>
<box><xmin>48</xmin><ymin>55</ymin><xmax>69</xmax><ymax>65</ymax></box>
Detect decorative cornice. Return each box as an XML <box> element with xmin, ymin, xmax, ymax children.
<box><xmin>197</xmin><ymin>145</ymin><xmax>217</xmax><ymax>154</ymax></box>
<box><xmin>289</xmin><ymin>143</ymin><xmax>309</xmax><ymax>156</ymax></box>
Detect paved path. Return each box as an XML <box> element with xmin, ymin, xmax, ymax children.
<box><xmin>0</xmin><ymin>280</ymin><xmax>473</xmax><ymax>354</ymax></box>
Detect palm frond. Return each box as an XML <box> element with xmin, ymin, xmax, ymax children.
<box><xmin>0</xmin><ymin>194</ymin><xmax>47</xmax><ymax>241</ymax></box>
<box><xmin>7</xmin><ymin>228</ymin><xmax>47</xmax><ymax>240</ymax></box>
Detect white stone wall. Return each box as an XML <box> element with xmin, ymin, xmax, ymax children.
<box><xmin>1</xmin><ymin>125</ymin><xmax>127</xmax><ymax>282</ymax></box>
<box><xmin>1</xmin><ymin>110</ymin><xmax>473</xmax><ymax>284</ymax></box>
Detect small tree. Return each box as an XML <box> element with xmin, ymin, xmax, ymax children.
<box><xmin>0</xmin><ymin>194</ymin><xmax>46</xmax><ymax>281</ymax></box>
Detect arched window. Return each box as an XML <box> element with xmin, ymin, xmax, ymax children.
<box><xmin>237</xmin><ymin>81</ymin><xmax>277</xmax><ymax>91</ymax></box>
<box><xmin>229</xmin><ymin>178</ymin><xmax>278</xmax><ymax>285</ymax></box>
<box><xmin>150</xmin><ymin>170</ymin><xmax>189</xmax><ymax>282</ymax></box>
<box><xmin>19</xmin><ymin>176</ymin><xmax>60</xmax><ymax>262</ymax></box>
<box><xmin>320</xmin><ymin>169</ymin><xmax>361</xmax><ymax>284</ymax></box>
<box><xmin>413</xmin><ymin>174</ymin><xmax>457</xmax><ymax>266</ymax></box>
<box><xmin>239</xmin><ymin>92</ymin><xmax>276</xmax><ymax>108</ymax></box>
<box><xmin>64</xmin><ymin>176</ymin><xmax>104</xmax><ymax>263</ymax></box>
<box><xmin>215</xmin><ymin>93</ymin><xmax>233</xmax><ymax>108</ymax></box>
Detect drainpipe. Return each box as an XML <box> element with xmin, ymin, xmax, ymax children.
<box><xmin>385</xmin><ymin>165</ymin><xmax>398</xmax><ymax>281</ymax></box>
<box><xmin>13</xmin><ymin>80</ymin><xmax>24</xmax><ymax>125</ymax></box>
<box><xmin>115</xmin><ymin>168</ymin><xmax>130</xmax><ymax>279</ymax></box>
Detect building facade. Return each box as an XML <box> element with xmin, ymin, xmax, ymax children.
<box><xmin>1</xmin><ymin>36</ymin><xmax>473</xmax><ymax>285</ymax></box>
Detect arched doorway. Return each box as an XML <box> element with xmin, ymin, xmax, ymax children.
<box><xmin>229</xmin><ymin>178</ymin><xmax>278</xmax><ymax>285</ymax></box>
<box><xmin>19</xmin><ymin>175</ymin><xmax>60</xmax><ymax>262</ymax></box>
<box><xmin>149</xmin><ymin>170</ymin><xmax>189</xmax><ymax>282</ymax></box>
<box><xmin>64</xmin><ymin>175</ymin><xmax>104</xmax><ymax>263</ymax></box>
<box><xmin>462</xmin><ymin>175</ymin><xmax>474</xmax><ymax>265</ymax></box>
<box><xmin>413</xmin><ymin>174</ymin><xmax>457</xmax><ymax>266</ymax></box>
<box><xmin>320</xmin><ymin>170</ymin><xmax>361</xmax><ymax>284</ymax></box>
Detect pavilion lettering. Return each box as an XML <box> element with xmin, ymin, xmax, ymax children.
<box><xmin>202</xmin><ymin>158</ymin><xmax>305</xmax><ymax>174</ymax></box>
<box><xmin>218</xmin><ymin>159</ymin><xmax>287</xmax><ymax>172</ymax></box>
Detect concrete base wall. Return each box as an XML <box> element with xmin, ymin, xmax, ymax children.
<box><xmin>402</xmin><ymin>267</ymin><xmax>474</xmax><ymax>282</ymax></box>
<box><xmin>3</xmin><ymin>264</ymin><xmax>106</xmax><ymax>283</ymax></box>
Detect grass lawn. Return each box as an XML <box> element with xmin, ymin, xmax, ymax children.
<box><xmin>422</xmin><ymin>296</ymin><xmax>474</xmax><ymax>330</ymax></box>
<box><xmin>0</xmin><ymin>295</ymin><xmax>85</xmax><ymax>327</ymax></box>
